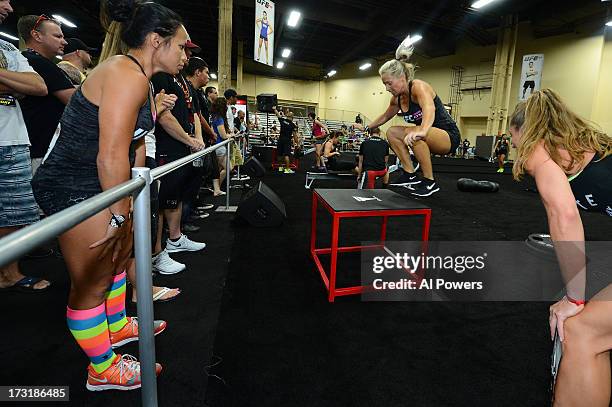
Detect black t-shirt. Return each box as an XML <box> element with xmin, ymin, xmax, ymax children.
<box><xmin>151</xmin><ymin>73</ymin><xmax>192</xmax><ymax>157</ymax></box>
<box><xmin>20</xmin><ymin>50</ymin><xmax>74</xmax><ymax>158</ymax></box>
<box><xmin>359</xmin><ymin>136</ymin><xmax>389</xmax><ymax>171</ymax></box>
<box><xmin>196</xmin><ymin>90</ymin><xmax>210</xmax><ymax>123</ymax></box>
<box><xmin>279</xmin><ymin>117</ymin><xmax>297</xmax><ymax>140</ymax></box>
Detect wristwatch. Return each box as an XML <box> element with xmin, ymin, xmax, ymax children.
<box><xmin>109</xmin><ymin>214</ymin><xmax>127</xmax><ymax>228</ymax></box>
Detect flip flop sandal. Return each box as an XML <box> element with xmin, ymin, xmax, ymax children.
<box><xmin>152</xmin><ymin>287</ymin><xmax>181</xmax><ymax>303</ymax></box>
<box><xmin>132</xmin><ymin>287</ymin><xmax>181</xmax><ymax>303</ymax></box>
<box><xmin>2</xmin><ymin>276</ymin><xmax>51</xmax><ymax>293</ymax></box>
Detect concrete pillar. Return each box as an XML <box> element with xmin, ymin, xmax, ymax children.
<box><xmin>487</xmin><ymin>15</ymin><xmax>518</xmax><ymax>140</ymax></box>
<box><xmin>218</xmin><ymin>0</ymin><xmax>233</xmax><ymax>93</ymax></box>
<box><xmin>237</xmin><ymin>40</ymin><xmax>244</xmax><ymax>93</ymax></box>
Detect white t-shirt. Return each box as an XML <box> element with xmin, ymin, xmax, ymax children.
<box><xmin>226</xmin><ymin>106</ymin><xmax>235</xmax><ymax>132</ymax></box>
<box><xmin>0</xmin><ymin>39</ymin><xmax>35</xmax><ymax>147</ymax></box>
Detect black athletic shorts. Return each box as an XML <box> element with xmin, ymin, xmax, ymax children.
<box><xmin>446</xmin><ymin>127</ymin><xmax>461</xmax><ymax>156</ymax></box>
<box><xmin>523</xmin><ymin>81</ymin><xmax>535</xmax><ymax>90</ymax></box>
<box><xmin>156</xmin><ymin>153</ymin><xmax>193</xmax><ymax>210</ymax></box>
<box><xmin>277</xmin><ymin>138</ymin><xmax>292</xmax><ymax>157</ymax></box>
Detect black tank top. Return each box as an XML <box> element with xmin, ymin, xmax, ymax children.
<box><xmin>396</xmin><ymin>81</ymin><xmax>458</xmax><ymax>134</ymax></box>
<box><xmin>324</xmin><ymin>140</ymin><xmax>338</xmax><ymax>166</ymax></box>
<box><xmin>498</xmin><ymin>139</ymin><xmax>509</xmax><ymax>152</ymax></box>
<box><xmin>33</xmin><ymin>56</ymin><xmax>155</xmax><ymax>194</ymax></box>
<box><xmin>569</xmin><ymin>154</ymin><xmax>612</xmax><ymax>216</ymax></box>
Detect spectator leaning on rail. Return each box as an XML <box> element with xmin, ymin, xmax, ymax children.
<box><xmin>0</xmin><ymin>0</ymin><xmax>50</xmax><ymax>293</ymax></box>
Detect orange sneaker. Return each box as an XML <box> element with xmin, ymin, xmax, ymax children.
<box><xmin>86</xmin><ymin>354</ymin><xmax>162</xmax><ymax>391</ymax></box>
<box><xmin>110</xmin><ymin>317</ymin><xmax>167</xmax><ymax>348</ymax></box>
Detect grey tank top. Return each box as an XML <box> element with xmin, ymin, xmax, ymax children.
<box><xmin>33</xmin><ymin>82</ymin><xmax>155</xmax><ymax>194</ymax></box>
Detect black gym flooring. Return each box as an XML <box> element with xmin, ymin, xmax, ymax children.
<box><xmin>0</xmin><ymin>154</ymin><xmax>609</xmax><ymax>407</ymax></box>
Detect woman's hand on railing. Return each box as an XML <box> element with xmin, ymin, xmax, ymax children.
<box><xmin>189</xmin><ymin>138</ymin><xmax>205</xmax><ymax>151</ymax></box>
<box><xmin>89</xmin><ymin>216</ymin><xmax>134</xmax><ymax>270</ymax></box>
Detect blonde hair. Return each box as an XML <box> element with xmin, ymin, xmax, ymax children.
<box><xmin>98</xmin><ymin>21</ymin><xmax>128</xmax><ymax>63</ymax></box>
<box><xmin>378</xmin><ymin>40</ymin><xmax>416</xmax><ymax>82</ymax></box>
<box><xmin>510</xmin><ymin>88</ymin><xmax>612</xmax><ymax>180</ymax></box>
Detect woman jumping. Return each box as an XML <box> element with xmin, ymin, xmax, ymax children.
<box><xmin>356</xmin><ymin>38</ymin><xmax>461</xmax><ymax>197</ymax></box>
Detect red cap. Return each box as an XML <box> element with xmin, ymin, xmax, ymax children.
<box><xmin>186</xmin><ymin>40</ymin><xmax>201</xmax><ymax>53</ymax></box>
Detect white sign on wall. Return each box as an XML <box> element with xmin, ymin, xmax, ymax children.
<box><xmin>519</xmin><ymin>54</ymin><xmax>544</xmax><ymax>100</ymax></box>
<box><xmin>254</xmin><ymin>0</ymin><xmax>275</xmax><ymax>67</ymax></box>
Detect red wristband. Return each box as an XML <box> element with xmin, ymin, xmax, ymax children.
<box><xmin>566</xmin><ymin>295</ymin><xmax>586</xmax><ymax>306</ymax></box>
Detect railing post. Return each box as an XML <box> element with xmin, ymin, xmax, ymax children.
<box><xmin>226</xmin><ymin>143</ymin><xmax>231</xmax><ymax>209</ymax></box>
<box><xmin>131</xmin><ymin>167</ymin><xmax>158</xmax><ymax>407</ymax></box>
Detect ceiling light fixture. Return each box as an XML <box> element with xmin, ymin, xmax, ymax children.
<box><xmin>282</xmin><ymin>48</ymin><xmax>291</xmax><ymax>58</ymax></box>
<box><xmin>276</xmin><ymin>61</ymin><xmax>285</xmax><ymax>69</ymax></box>
<box><xmin>210</xmin><ymin>73</ymin><xmax>218</xmax><ymax>79</ymax></box>
<box><xmin>471</xmin><ymin>0</ymin><xmax>498</xmax><ymax>9</ymax></box>
<box><xmin>359</xmin><ymin>63</ymin><xmax>372</xmax><ymax>71</ymax></box>
<box><xmin>606</xmin><ymin>20</ymin><xmax>612</xmax><ymax>27</ymax></box>
<box><xmin>52</xmin><ymin>14</ymin><xmax>77</xmax><ymax>28</ymax></box>
<box><xmin>327</xmin><ymin>70</ymin><xmax>337</xmax><ymax>77</ymax></box>
<box><xmin>287</xmin><ymin>11</ymin><xmax>301</xmax><ymax>27</ymax></box>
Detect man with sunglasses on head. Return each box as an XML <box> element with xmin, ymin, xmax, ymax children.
<box><xmin>17</xmin><ymin>14</ymin><xmax>75</xmax><ymax>174</ymax></box>
<box><xmin>0</xmin><ymin>0</ymin><xmax>50</xmax><ymax>292</ymax></box>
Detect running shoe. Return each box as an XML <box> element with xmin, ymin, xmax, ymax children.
<box><xmin>86</xmin><ymin>354</ymin><xmax>162</xmax><ymax>391</ymax></box>
<box><xmin>390</xmin><ymin>171</ymin><xmax>421</xmax><ymax>187</ymax></box>
<box><xmin>110</xmin><ymin>317</ymin><xmax>167</xmax><ymax>348</ymax></box>
<box><xmin>166</xmin><ymin>234</ymin><xmax>207</xmax><ymax>253</ymax></box>
<box><xmin>409</xmin><ymin>179</ymin><xmax>440</xmax><ymax>197</ymax></box>
<box><xmin>152</xmin><ymin>249</ymin><xmax>186</xmax><ymax>275</ymax></box>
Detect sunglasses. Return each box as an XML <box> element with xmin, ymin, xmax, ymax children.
<box><xmin>32</xmin><ymin>14</ymin><xmax>51</xmax><ymax>32</ymax></box>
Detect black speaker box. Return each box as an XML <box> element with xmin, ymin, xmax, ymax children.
<box><xmin>257</xmin><ymin>94</ymin><xmax>278</xmax><ymax>113</ymax></box>
<box><xmin>475</xmin><ymin>136</ymin><xmax>494</xmax><ymax>159</ymax></box>
<box><xmin>242</xmin><ymin>157</ymin><xmax>266</xmax><ymax>178</ymax></box>
<box><xmin>252</xmin><ymin>146</ymin><xmax>274</xmax><ymax>166</ymax></box>
<box><xmin>237</xmin><ymin>181</ymin><xmax>287</xmax><ymax>227</ymax></box>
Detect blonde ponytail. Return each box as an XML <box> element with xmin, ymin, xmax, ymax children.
<box><xmin>379</xmin><ymin>38</ymin><xmax>416</xmax><ymax>82</ymax></box>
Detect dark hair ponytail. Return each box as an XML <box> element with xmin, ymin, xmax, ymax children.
<box><xmin>102</xmin><ymin>0</ymin><xmax>183</xmax><ymax>49</ymax></box>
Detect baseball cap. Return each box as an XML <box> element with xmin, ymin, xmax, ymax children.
<box><xmin>186</xmin><ymin>40</ymin><xmax>201</xmax><ymax>53</ymax></box>
<box><xmin>64</xmin><ymin>38</ymin><xmax>98</xmax><ymax>55</ymax></box>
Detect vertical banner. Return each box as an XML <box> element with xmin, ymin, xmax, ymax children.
<box><xmin>519</xmin><ymin>54</ymin><xmax>544</xmax><ymax>100</ymax></box>
<box><xmin>254</xmin><ymin>0</ymin><xmax>275</xmax><ymax>67</ymax></box>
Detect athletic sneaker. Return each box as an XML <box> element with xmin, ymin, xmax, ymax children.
<box><xmin>197</xmin><ymin>204</ymin><xmax>215</xmax><ymax>210</ymax></box>
<box><xmin>182</xmin><ymin>223</ymin><xmax>200</xmax><ymax>233</ymax></box>
<box><xmin>278</xmin><ymin>167</ymin><xmax>284</xmax><ymax>172</ymax></box>
<box><xmin>190</xmin><ymin>212</ymin><xmax>210</xmax><ymax>220</ymax></box>
<box><xmin>86</xmin><ymin>354</ymin><xmax>162</xmax><ymax>391</ymax></box>
<box><xmin>166</xmin><ymin>234</ymin><xmax>207</xmax><ymax>253</ymax></box>
<box><xmin>390</xmin><ymin>171</ymin><xmax>421</xmax><ymax>187</ymax></box>
<box><xmin>284</xmin><ymin>168</ymin><xmax>295</xmax><ymax>174</ymax></box>
<box><xmin>152</xmin><ymin>249</ymin><xmax>186</xmax><ymax>275</ymax></box>
<box><xmin>410</xmin><ymin>179</ymin><xmax>440</xmax><ymax>197</ymax></box>
<box><xmin>110</xmin><ymin>317</ymin><xmax>167</xmax><ymax>348</ymax></box>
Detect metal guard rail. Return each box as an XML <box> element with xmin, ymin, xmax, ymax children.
<box><xmin>0</xmin><ymin>137</ymin><xmax>233</xmax><ymax>407</ymax></box>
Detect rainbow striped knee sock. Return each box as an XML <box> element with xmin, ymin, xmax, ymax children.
<box><xmin>105</xmin><ymin>271</ymin><xmax>128</xmax><ymax>333</ymax></box>
<box><xmin>67</xmin><ymin>303</ymin><xmax>117</xmax><ymax>373</ymax></box>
